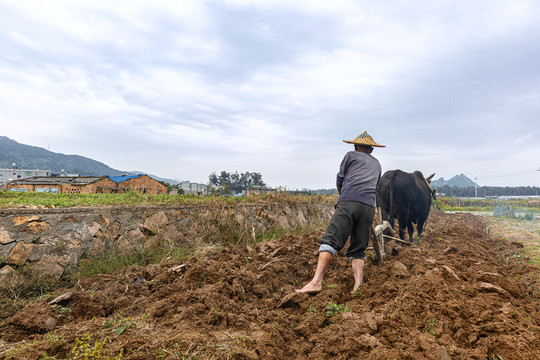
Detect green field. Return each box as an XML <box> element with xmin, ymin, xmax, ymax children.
<box><xmin>435</xmin><ymin>197</ymin><xmax>540</xmax><ymax>218</ymax></box>
<box><xmin>0</xmin><ymin>190</ymin><xmax>337</xmax><ymax>208</ymax></box>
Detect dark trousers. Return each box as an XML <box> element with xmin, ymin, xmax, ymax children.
<box><xmin>320</xmin><ymin>201</ymin><xmax>374</xmax><ymax>260</ymax></box>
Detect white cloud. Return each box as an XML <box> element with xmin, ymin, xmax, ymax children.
<box><xmin>0</xmin><ymin>0</ymin><xmax>539</xmax><ymax>188</ymax></box>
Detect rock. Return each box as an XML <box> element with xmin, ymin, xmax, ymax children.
<box><xmin>0</xmin><ymin>265</ymin><xmax>14</xmax><ymax>279</ymax></box>
<box><xmin>90</xmin><ymin>236</ymin><xmax>108</xmax><ymax>256</ymax></box>
<box><xmin>388</xmin><ymin>241</ymin><xmax>402</xmax><ymax>255</ymax></box>
<box><xmin>296</xmin><ymin>211</ymin><xmax>308</xmax><ymax>226</ymax></box>
<box><xmin>159</xmin><ymin>224</ymin><xmax>181</xmax><ymax>242</ymax></box>
<box><xmin>392</xmin><ymin>261</ymin><xmax>409</xmax><ymax>278</ymax></box>
<box><xmin>276</xmin><ymin>214</ymin><xmax>290</xmax><ymax>228</ymax></box>
<box><xmin>437</xmin><ymin>346</ymin><xmax>451</xmax><ymax>360</ymax></box>
<box><xmin>87</xmin><ymin>221</ymin><xmax>101</xmax><ymax>237</ymax></box>
<box><xmin>442</xmin><ymin>265</ymin><xmax>460</xmax><ymax>281</ymax></box>
<box><xmin>12</xmin><ymin>215</ymin><xmax>39</xmax><ymax>226</ymax></box>
<box><xmin>33</xmin><ymin>254</ymin><xmax>71</xmax><ymax>280</ymax></box>
<box><xmin>480</xmin><ymin>271</ymin><xmax>502</xmax><ymax>278</ymax></box>
<box><xmin>478</xmin><ymin>282</ymin><xmax>510</xmax><ymax>297</ymax></box>
<box><xmin>443</xmin><ymin>247</ymin><xmax>458</xmax><ymax>255</ymax></box>
<box><xmin>27</xmin><ymin>243</ymin><xmax>55</xmax><ymax>262</ymax></box>
<box><xmin>500</xmin><ymin>302</ymin><xmax>513</xmax><ymax>315</ymax></box>
<box><xmin>6</xmin><ymin>241</ymin><xmax>34</xmax><ymax>265</ymax></box>
<box><xmin>103</xmin><ymin>221</ymin><xmax>121</xmax><ymax>240</ymax></box>
<box><xmin>62</xmin><ymin>231</ymin><xmax>82</xmax><ymax>244</ymax></box>
<box><xmin>99</xmin><ymin>213</ymin><xmax>111</xmax><ymax>227</ymax></box>
<box><xmin>116</xmin><ymin>236</ymin><xmax>137</xmax><ymax>255</ymax></box>
<box><xmin>169</xmin><ymin>264</ymin><xmax>186</xmax><ymax>273</ymax></box>
<box><xmin>143</xmin><ymin>211</ymin><xmax>170</xmax><ymax>233</ymax></box>
<box><xmin>116</xmin><ymin>228</ymin><xmax>145</xmax><ymax>255</ymax></box>
<box><xmin>21</xmin><ymin>221</ymin><xmax>51</xmax><ymax>234</ymax></box>
<box><xmin>0</xmin><ymin>226</ymin><xmax>14</xmax><ymax>245</ymax></box>
<box><xmin>48</xmin><ymin>291</ymin><xmax>74</xmax><ymax>305</ymax></box>
<box><xmin>0</xmin><ymin>241</ymin><xmax>16</xmax><ymax>259</ymax></box>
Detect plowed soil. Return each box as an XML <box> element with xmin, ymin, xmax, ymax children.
<box><xmin>1</xmin><ymin>210</ymin><xmax>539</xmax><ymax>359</ymax></box>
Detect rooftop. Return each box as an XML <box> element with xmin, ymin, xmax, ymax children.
<box><xmin>8</xmin><ymin>176</ymin><xmax>105</xmax><ymax>186</ymax></box>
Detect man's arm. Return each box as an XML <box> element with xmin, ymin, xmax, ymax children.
<box><xmin>336</xmin><ymin>153</ymin><xmax>349</xmax><ymax>194</ymax></box>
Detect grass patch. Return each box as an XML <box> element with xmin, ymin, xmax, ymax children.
<box><xmin>76</xmin><ymin>238</ymin><xmax>194</xmax><ymax>278</ymax></box>
<box><xmin>485</xmin><ymin>217</ymin><xmax>540</xmax><ymax>268</ymax></box>
<box><xmin>0</xmin><ymin>191</ymin><xmax>337</xmax><ymax>208</ymax></box>
<box><xmin>435</xmin><ymin>197</ymin><xmax>540</xmax><ymax>216</ymax></box>
<box><xmin>0</xmin><ymin>266</ymin><xmax>70</xmax><ymax>318</ymax></box>
<box><xmin>325</xmin><ymin>301</ymin><xmax>351</xmax><ymax>318</ymax></box>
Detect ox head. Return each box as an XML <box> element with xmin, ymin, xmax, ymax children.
<box><xmin>424</xmin><ymin>173</ymin><xmax>437</xmax><ymax>200</ymax></box>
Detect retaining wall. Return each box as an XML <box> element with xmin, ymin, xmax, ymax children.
<box><xmin>0</xmin><ymin>203</ymin><xmax>334</xmax><ymax>280</ymax></box>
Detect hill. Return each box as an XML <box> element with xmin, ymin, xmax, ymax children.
<box><xmin>431</xmin><ymin>173</ymin><xmax>477</xmax><ymax>188</ymax></box>
<box><xmin>0</xmin><ymin>136</ymin><xmax>125</xmax><ymax>176</ymax></box>
<box><xmin>0</xmin><ymin>136</ymin><xmax>179</xmax><ymax>184</ymax></box>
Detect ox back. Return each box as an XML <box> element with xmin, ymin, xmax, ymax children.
<box><xmin>376</xmin><ymin>169</ymin><xmax>435</xmax><ymax>241</ymax></box>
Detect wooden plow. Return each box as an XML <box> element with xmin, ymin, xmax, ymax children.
<box><xmin>368</xmin><ymin>208</ymin><xmax>409</xmax><ymax>265</ymax></box>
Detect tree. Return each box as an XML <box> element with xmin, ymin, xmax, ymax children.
<box><xmin>208</xmin><ymin>171</ymin><xmax>266</xmax><ymax>194</ymax></box>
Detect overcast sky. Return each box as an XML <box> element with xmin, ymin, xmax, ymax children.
<box><xmin>1</xmin><ymin>0</ymin><xmax>539</xmax><ymax>189</ymax></box>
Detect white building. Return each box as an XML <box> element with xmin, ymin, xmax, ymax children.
<box><xmin>181</xmin><ymin>181</ymin><xmax>207</xmax><ymax>195</ymax></box>
<box><xmin>0</xmin><ymin>163</ymin><xmax>51</xmax><ymax>186</ymax></box>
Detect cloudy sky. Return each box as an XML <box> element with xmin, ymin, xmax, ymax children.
<box><xmin>1</xmin><ymin>0</ymin><xmax>539</xmax><ymax>189</ymax></box>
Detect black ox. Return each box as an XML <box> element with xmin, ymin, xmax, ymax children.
<box><xmin>376</xmin><ymin>170</ymin><xmax>436</xmax><ymax>242</ymax></box>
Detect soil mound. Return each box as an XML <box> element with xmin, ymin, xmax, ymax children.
<box><xmin>1</xmin><ymin>210</ymin><xmax>539</xmax><ymax>359</ymax></box>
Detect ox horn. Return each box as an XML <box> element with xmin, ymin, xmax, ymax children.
<box><xmin>423</xmin><ymin>176</ymin><xmax>437</xmax><ymax>200</ymax></box>
<box><xmin>425</xmin><ymin>173</ymin><xmax>435</xmax><ymax>182</ymax></box>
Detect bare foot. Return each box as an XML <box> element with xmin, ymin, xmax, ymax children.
<box><xmin>295</xmin><ymin>281</ymin><xmax>322</xmax><ymax>294</ymax></box>
<box><xmin>351</xmin><ymin>283</ymin><xmax>362</xmax><ymax>294</ymax></box>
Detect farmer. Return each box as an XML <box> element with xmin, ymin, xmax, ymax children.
<box><xmin>296</xmin><ymin>131</ymin><xmax>384</xmax><ymax>293</ymax></box>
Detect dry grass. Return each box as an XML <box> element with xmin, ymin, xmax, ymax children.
<box><xmin>486</xmin><ymin>217</ymin><xmax>540</xmax><ymax>267</ymax></box>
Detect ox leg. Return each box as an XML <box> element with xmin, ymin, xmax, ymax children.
<box><xmin>397</xmin><ymin>215</ymin><xmax>408</xmax><ymax>241</ymax></box>
<box><xmin>407</xmin><ymin>220</ymin><xmax>414</xmax><ymax>242</ymax></box>
<box><xmin>417</xmin><ymin>218</ymin><xmax>426</xmax><ymax>241</ymax></box>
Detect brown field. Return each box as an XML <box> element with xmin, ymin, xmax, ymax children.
<box><xmin>1</xmin><ymin>210</ymin><xmax>539</xmax><ymax>359</ymax></box>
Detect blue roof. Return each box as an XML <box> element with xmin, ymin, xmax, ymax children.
<box><xmin>108</xmin><ymin>174</ymin><xmax>144</xmax><ymax>183</ymax></box>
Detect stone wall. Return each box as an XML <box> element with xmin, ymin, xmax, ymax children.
<box><xmin>0</xmin><ymin>202</ymin><xmax>334</xmax><ymax>280</ymax></box>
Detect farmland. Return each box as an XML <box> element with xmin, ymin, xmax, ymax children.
<box><xmin>0</xmin><ymin>194</ymin><xmax>539</xmax><ymax>359</ymax></box>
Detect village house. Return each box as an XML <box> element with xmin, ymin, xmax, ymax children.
<box><xmin>6</xmin><ymin>176</ymin><xmax>116</xmax><ymax>194</ymax></box>
<box><xmin>107</xmin><ymin>174</ymin><xmax>168</xmax><ymax>194</ymax></box>
<box><xmin>6</xmin><ymin>174</ymin><xmax>167</xmax><ymax>194</ymax></box>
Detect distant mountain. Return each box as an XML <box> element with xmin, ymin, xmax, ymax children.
<box><xmin>0</xmin><ymin>136</ymin><xmax>179</xmax><ymax>184</ymax></box>
<box><xmin>431</xmin><ymin>174</ymin><xmax>477</xmax><ymax>189</ymax></box>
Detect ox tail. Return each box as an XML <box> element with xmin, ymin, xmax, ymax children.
<box><xmin>388</xmin><ymin>171</ymin><xmax>396</xmax><ymax>229</ymax></box>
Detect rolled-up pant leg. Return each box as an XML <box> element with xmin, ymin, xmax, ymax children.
<box><xmin>319</xmin><ymin>201</ymin><xmax>374</xmax><ymax>260</ymax></box>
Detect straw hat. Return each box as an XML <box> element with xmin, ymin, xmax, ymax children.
<box><xmin>343</xmin><ymin>131</ymin><xmax>385</xmax><ymax>147</ymax></box>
